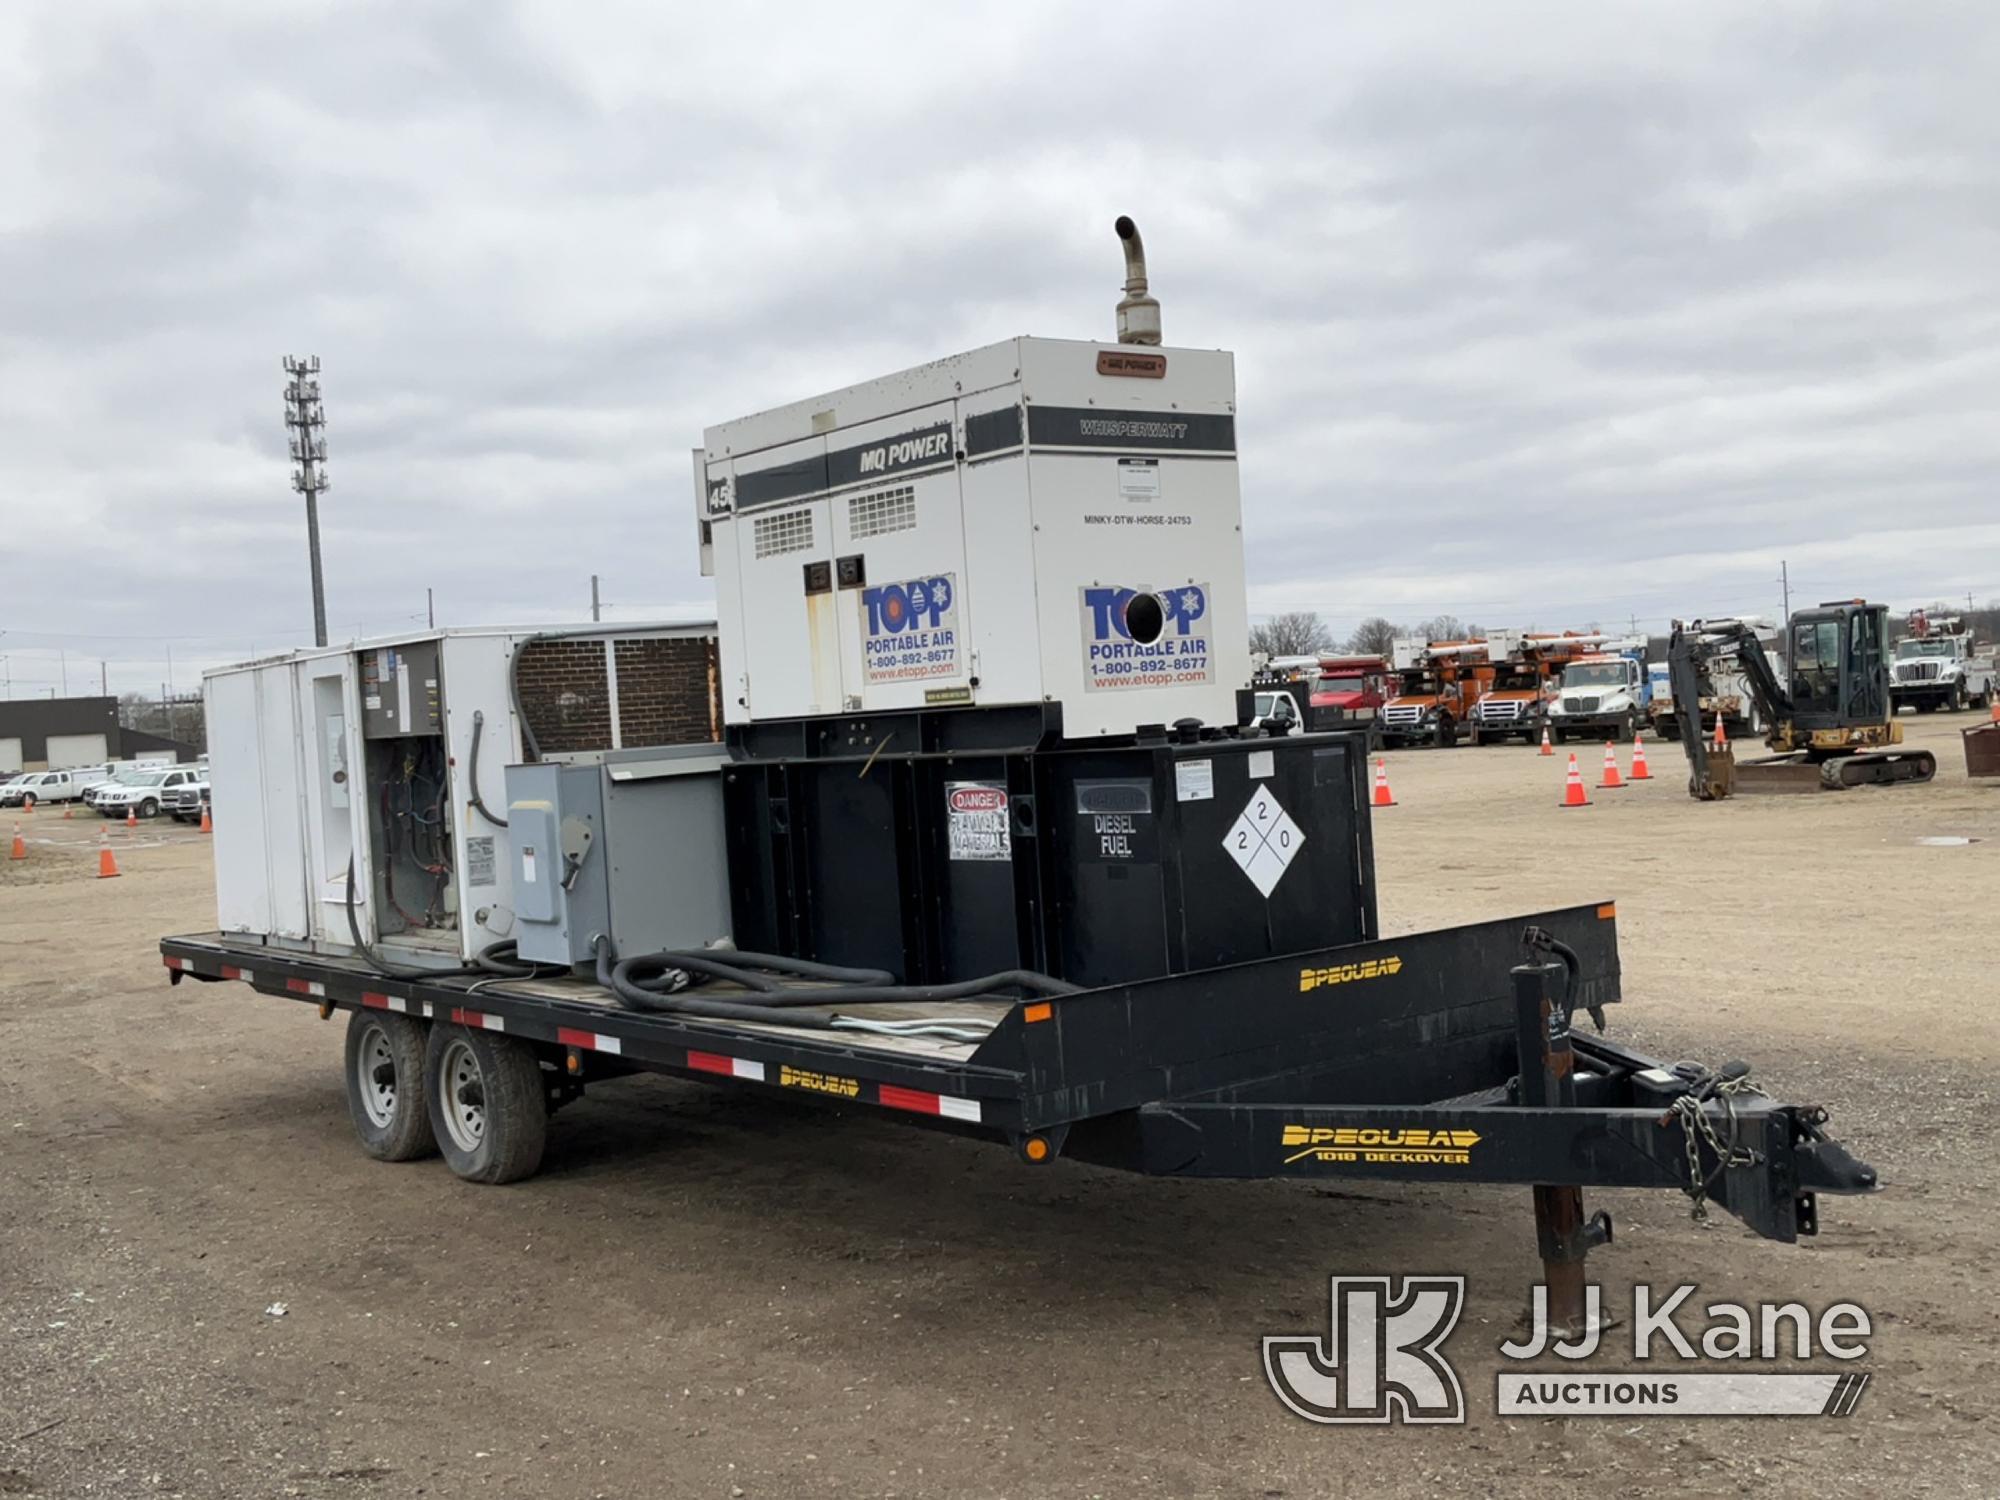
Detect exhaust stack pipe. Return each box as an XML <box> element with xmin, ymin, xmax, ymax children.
<box><xmin>1113</xmin><ymin>215</ymin><xmax>1161</xmax><ymax>346</ymax></box>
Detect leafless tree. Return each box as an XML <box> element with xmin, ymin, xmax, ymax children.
<box><xmin>1344</xmin><ymin>616</ymin><xmax>1401</xmax><ymax>657</ymax></box>
<box><xmin>1249</xmin><ymin>611</ymin><xmax>1335</xmax><ymax>658</ymax></box>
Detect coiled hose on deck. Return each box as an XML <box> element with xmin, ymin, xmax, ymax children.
<box><xmin>593</xmin><ymin>936</ymin><xmax>1077</xmax><ymax>1029</ymax></box>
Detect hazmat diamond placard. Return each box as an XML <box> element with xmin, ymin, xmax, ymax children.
<box><xmin>1224</xmin><ymin>785</ymin><xmax>1304</xmax><ymax>898</ymax></box>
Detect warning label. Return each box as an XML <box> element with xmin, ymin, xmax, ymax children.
<box><xmin>465</xmin><ymin>836</ymin><xmax>496</xmax><ymax>887</ymax></box>
<box><xmin>860</xmin><ymin>573</ymin><xmax>960</xmax><ymax>685</ymax></box>
<box><xmin>946</xmin><ymin>781</ymin><xmax>1011</xmax><ymax>862</ymax></box>
<box><xmin>1080</xmin><ymin>583</ymin><xmax>1214</xmax><ymax>692</ymax></box>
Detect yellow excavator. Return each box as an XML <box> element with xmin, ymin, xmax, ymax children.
<box><xmin>1668</xmin><ymin>601</ymin><xmax>1937</xmax><ymax>798</ymax></box>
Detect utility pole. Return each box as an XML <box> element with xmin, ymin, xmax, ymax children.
<box><xmin>283</xmin><ymin>355</ymin><xmax>331</xmax><ymax>648</ymax></box>
<box><xmin>427</xmin><ymin>587</ymin><xmax>435</xmax><ymax>630</ymax></box>
<box><xmin>100</xmin><ymin>661</ymin><xmax>107</xmax><ymax>695</ymax></box>
<box><xmin>591</xmin><ymin>575</ymin><xmax>601</xmax><ymax>623</ymax></box>
<box><xmin>1779</xmin><ymin>560</ymin><xmax>1792</xmax><ymax>681</ymax></box>
<box><xmin>59</xmin><ymin>648</ymin><xmax>68</xmax><ymax>696</ymax></box>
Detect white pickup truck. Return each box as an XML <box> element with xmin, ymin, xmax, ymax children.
<box><xmin>0</xmin><ymin>767</ymin><xmax>104</xmax><ymax>809</ymax></box>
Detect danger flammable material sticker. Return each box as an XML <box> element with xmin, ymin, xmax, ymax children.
<box><xmin>946</xmin><ymin>782</ymin><xmax>1012</xmax><ymax>862</ymax></box>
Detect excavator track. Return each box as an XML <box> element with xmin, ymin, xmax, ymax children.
<box><xmin>1821</xmin><ymin>748</ymin><xmax>1937</xmax><ymax>789</ymax></box>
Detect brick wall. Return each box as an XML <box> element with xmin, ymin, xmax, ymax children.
<box><xmin>514</xmin><ymin>639</ymin><xmax>611</xmax><ymax>756</ymax></box>
<box><xmin>514</xmin><ymin>634</ymin><xmax>719</xmax><ymax>758</ymax></box>
<box><xmin>614</xmin><ymin>636</ymin><xmax>720</xmax><ymax>747</ymax></box>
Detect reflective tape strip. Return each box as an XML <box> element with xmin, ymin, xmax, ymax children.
<box><xmin>361</xmin><ymin>991</ymin><xmax>409</xmax><ymax>1013</ymax></box>
<box><xmin>557</xmin><ymin>1026</ymin><xmax>624</xmax><ymax>1056</ymax></box>
<box><xmin>221</xmin><ymin>966</ymin><xmax>255</xmax><ymax>983</ymax></box>
<box><xmin>687</xmin><ymin>1050</ymin><xmax>764</xmax><ymax>1081</ymax></box>
<box><xmin>450</xmin><ymin>1007</ymin><xmax>505</xmax><ymax>1031</ymax></box>
<box><xmin>285</xmin><ymin>978</ymin><xmax>326</xmax><ymax>997</ymax></box>
<box><xmin>163</xmin><ymin>956</ymin><xmax>184</xmax><ymax>971</ymax></box>
<box><xmin>879</xmin><ymin>1085</ymin><xmax>982</xmax><ymax>1123</ymax></box>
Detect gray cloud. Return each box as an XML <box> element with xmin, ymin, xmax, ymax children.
<box><xmin>0</xmin><ymin>0</ymin><xmax>1995</xmax><ymax>697</ymax></box>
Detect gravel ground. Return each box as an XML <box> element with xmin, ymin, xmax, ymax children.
<box><xmin>1</xmin><ymin>713</ymin><xmax>1995</xmax><ymax>1497</ymax></box>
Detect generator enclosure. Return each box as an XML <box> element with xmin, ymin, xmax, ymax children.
<box><xmin>505</xmin><ymin>745</ymin><xmax>732</xmax><ymax>966</ymax></box>
<box><xmin>205</xmin><ymin>624</ymin><xmax>719</xmax><ymax>967</ymax></box>
<box><xmin>696</xmin><ymin>337</ymin><xmax>1248</xmax><ymax>741</ymax></box>
<box><xmin>722</xmin><ymin>729</ymin><xmax>1375</xmax><ymax>990</ymax></box>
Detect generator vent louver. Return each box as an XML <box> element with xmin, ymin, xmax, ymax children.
<box><xmin>848</xmin><ymin>485</ymin><xmax>917</xmax><ymax>540</ymax></box>
<box><xmin>752</xmin><ymin>507</ymin><xmax>814</xmax><ymax>559</ymax></box>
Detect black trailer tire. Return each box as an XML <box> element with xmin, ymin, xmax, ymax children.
<box><xmin>1617</xmin><ymin>711</ymin><xmax>1636</xmax><ymax>743</ymax></box>
<box><xmin>344</xmin><ymin>1010</ymin><xmax>437</xmax><ymax>1162</ymax></box>
<box><xmin>424</xmin><ymin>1024</ymin><xmax>547</xmax><ymax>1184</ymax></box>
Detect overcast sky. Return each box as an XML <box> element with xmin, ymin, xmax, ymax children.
<box><xmin>2</xmin><ymin>0</ymin><xmax>1996</xmax><ymax>697</ymax></box>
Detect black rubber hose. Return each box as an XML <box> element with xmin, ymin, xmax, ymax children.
<box><xmin>471</xmin><ymin>940</ymin><xmax>566</xmax><ymax>978</ymax></box>
<box><xmin>466</xmin><ymin>710</ymin><xmax>508</xmax><ymax>828</ymax></box>
<box><xmin>595</xmin><ymin>936</ymin><xmax>840</xmax><ymax>1026</ymax></box>
<box><xmin>343</xmin><ymin>853</ymin><xmax>479</xmax><ymax>981</ymax></box>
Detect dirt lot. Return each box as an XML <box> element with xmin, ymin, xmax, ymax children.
<box><xmin>3</xmin><ymin>718</ymin><xmax>1996</xmax><ymax>1498</ymax></box>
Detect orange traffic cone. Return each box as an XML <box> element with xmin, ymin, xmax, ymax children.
<box><xmin>1599</xmin><ymin>741</ymin><xmax>1625</xmax><ymax>789</ymax></box>
<box><xmin>1713</xmin><ymin>710</ymin><xmax>1728</xmax><ymax>752</ymax></box>
<box><xmin>1372</xmin><ymin>758</ymin><xmax>1397</xmax><ymax>808</ymax></box>
<box><xmin>1561</xmin><ymin>753</ymin><xmax>1591</xmax><ymax>808</ymax></box>
<box><xmin>125</xmin><ymin>807</ymin><xmax>138</xmax><ymax>830</ymax></box>
<box><xmin>1539</xmin><ymin>725</ymin><xmax>1554</xmax><ymax>756</ymax></box>
<box><xmin>1991</xmin><ymin>698</ymin><xmax>1999</xmax><ymax>724</ymax></box>
<box><xmin>97</xmin><ymin>832</ymin><xmax>120</xmax><ymax>879</ymax></box>
<box><xmin>1629</xmin><ymin>734</ymin><xmax>1652</xmax><ymax>781</ymax></box>
<box><xmin>9</xmin><ymin>825</ymin><xmax>24</xmax><ymax>861</ymax></box>
<box><xmin>199</xmin><ymin>804</ymin><xmax>213</xmax><ymax>834</ymax></box>
<box><xmin>62</xmin><ymin>804</ymin><xmax>74</xmax><ymax>819</ymax></box>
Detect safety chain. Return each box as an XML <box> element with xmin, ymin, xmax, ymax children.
<box><xmin>1670</xmin><ymin>1073</ymin><xmax>1767</xmax><ymax>1222</ymax></box>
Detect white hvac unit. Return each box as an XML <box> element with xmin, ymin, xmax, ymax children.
<box><xmin>205</xmin><ymin>624</ymin><xmax>716</xmax><ymax>968</ymax></box>
<box><xmin>696</xmin><ymin>330</ymin><xmax>1248</xmax><ymax>739</ymax></box>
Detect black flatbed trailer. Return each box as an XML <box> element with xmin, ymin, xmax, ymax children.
<box><xmin>161</xmin><ymin>900</ymin><xmax>1876</xmax><ymax>1322</ymax></box>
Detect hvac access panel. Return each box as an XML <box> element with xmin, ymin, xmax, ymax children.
<box><xmin>360</xmin><ymin>640</ymin><xmax>444</xmax><ymax>739</ymax></box>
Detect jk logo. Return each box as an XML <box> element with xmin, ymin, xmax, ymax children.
<box><xmin>1262</xmin><ymin>1276</ymin><xmax>1467</xmax><ymax>1424</ymax></box>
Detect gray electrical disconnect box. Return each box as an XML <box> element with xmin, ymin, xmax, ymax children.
<box><xmin>505</xmin><ymin>745</ymin><xmax>732</xmax><ymax>966</ymax></box>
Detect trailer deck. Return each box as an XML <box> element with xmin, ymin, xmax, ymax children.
<box><xmin>161</xmin><ymin>897</ymin><xmax>1877</xmax><ymax>1325</ymax></box>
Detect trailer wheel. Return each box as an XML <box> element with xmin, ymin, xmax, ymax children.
<box><xmin>344</xmin><ymin>1010</ymin><xmax>437</xmax><ymax>1162</ymax></box>
<box><xmin>424</xmin><ymin>1024</ymin><xmax>547</xmax><ymax>1184</ymax></box>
